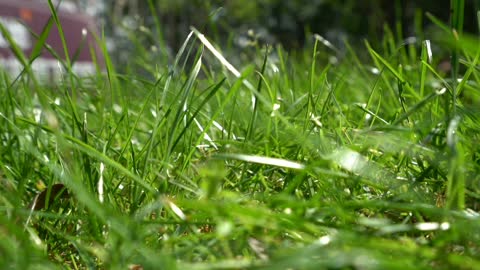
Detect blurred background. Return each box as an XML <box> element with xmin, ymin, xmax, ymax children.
<box><xmin>81</xmin><ymin>1</ymin><xmax>478</xmax><ymax>44</ymax></box>
<box><xmin>3</xmin><ymin>0</ymin><xmax>480</xmax><ymax>75</ymax></box>
<box><xmin>74</xmin><ymin>0</ymin><xmax>479</xmax><ymax>67</ymax></box>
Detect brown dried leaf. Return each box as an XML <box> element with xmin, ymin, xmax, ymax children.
<box><xmin>29</xmin><ymin>184</ymin><xmax>70</xmax><ymax>211</ymax></box>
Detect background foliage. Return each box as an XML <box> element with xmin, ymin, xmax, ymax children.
<box><xmin>104</xmin><ymin>0</ymin><xmax>479</xmax><ymax>49</ymax></box>
<box><xmin>97</xmin><ymin>0</ymin><xmax>480</xmax><ymax>73</ymax></box>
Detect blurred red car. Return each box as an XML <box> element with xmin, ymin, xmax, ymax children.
<box><xmin>0</xmin><ymin>0</ymin><xmax>102</xmax><ymax>81</ymax></box>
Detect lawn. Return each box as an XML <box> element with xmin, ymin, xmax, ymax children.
<box><xmin>1</xmin><ymin>2</ymin><xmax>480</xmax><ymax>269</ymax></box>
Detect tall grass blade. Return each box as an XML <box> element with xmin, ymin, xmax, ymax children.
<box><xmin>246</xmin><ymin>46</ymin><xmax>269</xmax><ymax>141</ymax></box>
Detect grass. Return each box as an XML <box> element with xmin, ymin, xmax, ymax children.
<box><xmin>1</xmin><ymin>1</ymin><xmax>480</xmax><ymax>269</ymax></box>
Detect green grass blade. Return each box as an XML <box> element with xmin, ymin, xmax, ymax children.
<box><xmin>15</xmin><ymin>117</ymin><xmax>156</xmax><ymax>194</ymax></box>
<box><xmin>215</xmin><ymin>153</ymin><xmax>305</xmax><ymax>170</ymax></box>
<box><xmin>246</xmin><ymin>46</ymin><xmax>269</xmax><ymax>141</ymax></box>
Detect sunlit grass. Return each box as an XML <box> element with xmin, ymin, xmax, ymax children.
<box><xmin>1</xmin><ymin>1</ymin><xmax>480</xmax><ymax>269</ymax></box>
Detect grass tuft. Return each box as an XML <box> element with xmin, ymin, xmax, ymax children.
<box><xmin>1</xmin><ymin>2</ymin><xmax>480</xmax><ymax>269</ymax></box>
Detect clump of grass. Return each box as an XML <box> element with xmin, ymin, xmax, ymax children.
<box><xmin>1</xmin><ymin>1</ymin><xmax>480</xmax><ymax>269</ymax></box>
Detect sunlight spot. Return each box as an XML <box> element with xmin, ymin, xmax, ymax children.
<box><xmin>88</xmin><ymin>104</ymin><xmax>97</xmax><ymax>113</ymax></box>
<box><xmin>131</xmin><ymin>138</ymin><xmax>140</xmax><ymax>146</ymax></box>
<box><xmin>33</xmin><ymin>107</ymin><xmax>42</xmax><ymax>123</ymax></box>
<box><xmin>270</xmin><ymin>63</ymin><xmax>279</xmax><ymax>73</ymax></box>
<box><xmin>26</xmin><ymin>227</ymin><xmax>44</xmax><ymax>247</ymax></box>
<box><xmin>113</xmin><ymin>104</ymin><xmax>122</xmax><ymax>114</ymax></box>
<box><xmin>216</xmin><ymin>221</ymin><xmax>233</xmax><ymax>237</ymax></box>
<box><xmin>436</xmin><ymin>88</ymin><xmax>447</xmax><ymax>95</ymax></box>
<box><xmin>464</xmin><ymin>208</ymin><xmax>480</xmax><ymax>218</ymax></box>
<box><xmin>415</xmin><ymin>222</ymin><xmax>441</xmax><ymax>231</ymax></box>
<box><xmin>284</xmin><ymin>208</ymin><xmax>292</xmax><ymax>215</ymax></box>
<box><xmin>271</xmin><ymin>103</ymin><xmax>281</xmax><ymax>116</ymax></box>
<box><xmin>219</xmin><ymin>154</ymin><xmax>305</xmax><ymax>170</ymax></box>
<box><xmin>370</xmin><ymin>67</ymin><xmax>380</xmax><ymax>75</ymax></box>
<box><xmin>289</xmin><ymin>231</ymin><xmax>303</xmax><ymax>240</ymax></box>
<box><xmin>447</xmin><ymin>115</ymin><xmax>461</xmax><ymax>148</ymax></box>
<box><xmin>195</xmin><ymin>29</ymin><xmax>241</xmax><ymax>77</ymax></box>
<box><xmin>82</xmin><ymin>28</ymin><xmax>87</xmax><ymax>37</ymax></box>
<box><xmin>329</xmin><ymin>55</ymin><xmax>338</xmax><ymax>65</ymax></box>
<box><xmin>305</xmin><ymin>208</ymin><xmax>316</xmax><ymax>217</ymax></box>
<box><xmin>368</xmin><ymin>148</ymin><xmax>382</xmax><ymax>156</ymax></box>
<box><xmin>56</xmin><ymin>60</ymin><xmax>64</xmax><ymax>77</ymax></box>
<box><xmin>309</xmin><ymin>112</ymin><xmax>322</xmax><ymax>127</ymax></box>
<box><xmin>403</xmin><ymin>36</ymin><xmax>417</xmax><ymax>45</ymax></box>
<box><xmin>313</xmin><ymin>34</ymin><xmax>337</xmax><ymax>52</ymax></box>
<box><xmin>46</xmin><ymin>110</ymin><xmax>59</xmax><ymax>130</ymax></box>
<box><xmin>98</xmin><ymin>162</ymin><xmax>105</xmax><ymax>203</ymax></box>
<box><xmin>236</xmin><ymin>36</ymin><xmax>250</xmax><ymax>48</ymax></box>
<box><xmin>440</xmin><ymin>222</ymin><xmax>450</xmax><ymax>230</ymax></box>
<box><xmin>354</xmin><ymin>254</ymin><xmax>378</xmax><ymax>268</ymax></box>
<box><xmin>317</xmin><ymin>235</ymin><xmax>331</xmax><ymax>245</ymax></box>
<box><xmin>334</xmin><ymin>149</ymin><xmax>366</xmax><ymax>173</ymax></box>
<box><xmin>424</xmin><ymin>40</ymin><xmax>432</xmax><ymax>63</ymax></box>
<box><xmin>167</xmin><ymin>200</ymin><xmax>186</xmax><ymax>220</ymax></box>
<box><xmin>150</xmin><ymin>109</ymin><xmax>157</xmax><ymax>118</ymax></box>
<box><xmin>118</xmin><ymin>184</ymin><xmax>124</xmax><ymax>190</ymax></box>
<box><xmin>248</xmin><ymin>238</ymin><xmax>268</xmax><ymax>260</ymax></box>
<box><xmin>196</xmin><ymin>144</ymin><xmax>210</xmax><ymax>149</ymax></box>
<box><xmin>365</xmin><ymin>113</ymin><xmax>372</xmax><ymax>121</ymax></box>
<box><xmin>139</xmin><ymin>25</ymin><xmax>149</xmax><ymax>33</ymax></box>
